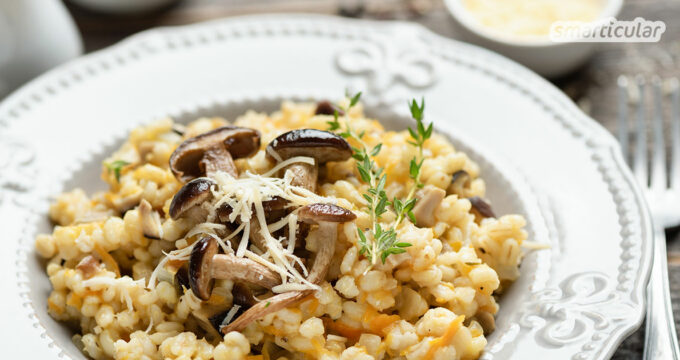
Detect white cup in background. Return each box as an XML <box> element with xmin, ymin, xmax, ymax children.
<box><xmin>0</xmin><ymin>0</ymin><xmax>83</xmax><ymax>99</ymax></box>
<box><xmin>68</xmin><ymin>0</ymin><xmax>179</xmax><ymax>14</ymax></box>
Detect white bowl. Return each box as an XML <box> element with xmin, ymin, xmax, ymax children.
<box><xmin>443</xmin><ymin>0</ymin><xmax>624</xmax><ymax>78</ymax></box>
<box><xmin>0</xmin><ymin>0</ymin><xmax>82</xmax><ymax>98</ymax></box>
<box><xmin>68</xmin><ymin>0</ymin><xmax>178</xmax><ymax>14</ymax></box>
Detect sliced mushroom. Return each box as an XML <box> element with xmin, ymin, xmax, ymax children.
<box><xmin>447</xmin><ymin>170</ymin><xmax>470</xmax><ymax>195</ymax></box>
<box><xmin>412</xmin><ymin>185</ymin><xmax>446</xmax><ymax>228</ymax></box>
<box><xmin>469</xmin><ymin>196</ymin><xmax>496</xmax><ymax>218</ymax></box>
<box><xmin>189</xmin><ymin>236</ymin><xmax>219</xmax><ymax>300</ymax></box>
<box><xmin>222</xmin><ymin>290</ymin><xmax>308</xmax><ymax>334</ymax></box>
<box><xmin>297</xmin><ymin>204</ymin><xmax>356</xmax><ymax>281</ymax></box>
<box><xmin>193</xmin><ymin>306</ymin><xmax>228</xmax><ymax>340</ymax></box>
<box><xmin>113</xmin><ymin>192</ymin><xmax>143</xmax><ymax>214</ymax></box>
<box><xmin>314</xmin><ymin>100</ymin><xmax>344</xmax><ymax>116</ymax></box>
<box><xmin>216</xmin><ymin>196</ymin><xmax>291</xmax><ymax>251</ymax></box>
<box><xmin>175</xmin><ymin>266</ymin><xmax>190</xmax><ymax>292</ymax></box>
<box><xmin>188</xmin><ymin>236</ymin><xmax>282</xmax><ymax>300</ymax></box>
<box><xmin>266</xmin><ymin>129</ymin><xmax>352</xmax><ymax>192</ymax></box>
<box><xmin>247</xmin><ymin>220</ymin><xmax>272</xmax><ymax>253</ymax></box>
<box><xmin>221</xmin><ymin>203</ymin><xmax>355</xmax><ymax>333</ymax></box>
<box><xmin>76</xmin><ymin>255</ymin><xmax>100</xmax><ymax>279</ymax></box>
<box><xmin>474</xmin><ymin>311</ymin><xmax>496</xmax><ymax>335</ymax></box>
<box><xmin>207</xmin><ymin>282</ymin><xmax>259</xmax><ymax>334</ymax></box>
<box><xmin>170</xmin><ymin>126</ymin><xmax>261</xmax><ymax>182</ymax></box>
<box><xmin>212</xmin><ymin>253</ymin><xmax>281</xmax><ymax>289</ymax></box>
<box><xmin>232</xmin><ymin>282</ymin><xmax>259</xmax><ymax>308</ymax></box>
<box><xmin>139</xmin><ymin>199</ymin><xmax>163</xmax><ymax>239</ymax></box>
<box><xmin>169</xmin><ymin>177</ymin><xmax>215</xmax><ymax>220</ymax></box>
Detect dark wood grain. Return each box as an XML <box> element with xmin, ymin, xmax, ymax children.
<box><xmin>64</xmin><ymin>0</ymin><xmax>680</xmax><ymax>357</ymax></box>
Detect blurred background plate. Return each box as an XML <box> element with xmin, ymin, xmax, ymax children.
<box><xmin>0</xmin><ymin>14</ymin><xmax>652</xmax><ymax>359</ymax></box>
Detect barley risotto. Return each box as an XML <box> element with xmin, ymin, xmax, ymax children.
<box><xmin>35</xmin><ymin>98</ymin><xmax>527</xmax><ymax>360</ymax></box>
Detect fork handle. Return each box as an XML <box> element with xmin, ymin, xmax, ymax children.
<box><xmin>644</xmin><ymin>226</ymin><xmax>680</xmax><ymax>360</ymax></box>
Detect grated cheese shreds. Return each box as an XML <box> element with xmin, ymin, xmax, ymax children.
<box><xmin>287</xmin><ymin>213</ymin><xmax>298</xmax><ymax>253</ymax></box>
<box><xmin>272</xmin><ymin>283</ymin><xmax>317</xmax><ymax>293</ymax></box>
<box><xmin>186</xmin><ymin>223</ymin><xmax>227</xmax><ymax>239</ymax></box>
<box><xmin>266</xmin><ymin>145</ymin><xmax>284</xmax><ymax>163</ymax></box>
<box><xmin>252</xmin><ymin>192</ymin><xmax>317</xmax><ymax>290</ymax></box>
<box><xmin>147</xmin><ymin>256</ymin><xmax>170</xmax><ymax>288</ymax></box>
<box><xmin>220</xmin><ymin>305</ymin><xmax>241</xmax><ymax>329</ymax></box>
<box><xmin>237</xmin><ymin>221</ymin><xmax>251</xmax><ymax>257</ymax></box>
<box><xmin>268</xmin><ymin>215</ymin><xmax>290</xmax><ymax>233</ymax></box>
<box><xmin>261</xmin><ymin>156</ymin><xmax>314</xmax><ymax>177</ymax></box>
<box><xmin>150</xmin><ymin>159</ymin><xmax>336</xmax><ymax>293</ymax></box>
<box><xmin>286</xmin><ymin>251</ymin><xmax>308</xmax><ymax>277</ymax></box>
<box><xmin>82</xmin><ymin>276</ymin><xmax>144</xmax><ymax>311</ymax></box>
<box><xmin>244</xmin><ymin>250</ymin><xmax>289</xmax><ymax>282</ymax></box>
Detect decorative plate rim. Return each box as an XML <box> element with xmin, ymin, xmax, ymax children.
<box><xmin>0</xmin><ymin>14</ymin><xmax>652</xmax><ymax>360</ymax></box>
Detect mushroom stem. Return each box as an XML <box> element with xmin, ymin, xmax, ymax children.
<box><xmin>247</xmin><ymin>220</ymin><xmax>269</xmax><ymax>252</ymax></box>
<box><xmin>202</xmin><ymin>146</ymin><xmax>237</xmax><ymax>178</ymax></box>
<box><xmin>284</xmin><ymin>162</ymin><xmax>318</xmax><ymax>192</ymax></box>
<box><xmin>139</xmin><ymin>199</ymin><xmax>163</xmax><ymax>239</ymax></box>
<box><xmin>169</xmin><ymin>126</ymin><xmax>260</xmax><ymax>182</ymax></box>
<box><xmin>188</xmin><ymin>237</ymin><xmax>286</xmax><ymax>300</ymax></box>
<box><xmin>413</xmin><ymin>185</ymin><xmax>446</xmax><ymax>228</ymax></box>
<box><xmin>469</xmin><ymin>196</ymin><xmax>496</xmax><ymax>218</ymax></box>
<box><xmin>266</xmin><ymin>129</ymin><xmax>352</xmax><ymax>194</ymax></box>
<box><xmin>211</xmin><ymin>254</ymin><xmax>281</xmax><ymax>289</ymax></box>
<box><xmin>221</xmin><ymin>204</ymin><xmax>355</xmax><ymax>333</ymax></box>
<box><xmin>222</xmin><ymin>291</ymin><xmax>309</xmax><ymax>333</ymax></box>
<box><xmin>306</xmin><ymin>222</ymin><xmax>337</xmax><ymax>282</ymax></box>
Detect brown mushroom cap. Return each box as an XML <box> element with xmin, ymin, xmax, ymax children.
<box><xmin>297</xmin><ymin>203</ymin><xmax>357</xmax><ymax>224</ymax></box>
<box><xmin>232</xmin><ymin>283</ymin><xmax>259</xmax><ymax>307</ymax></box>
<box><xmin>139</xmin><ymin>199</ymin><xmax>162</xmax><ymax>239</ymax></box>
<box><xmin>189</xmin><ymin>236</ymin><xmax>219</xmax><ymax>300</ymax></box>
<box><xmin>451</xmin><ymin>170</ymin><xmax>470</xmax><ymax>187</ymax></box>
<box><xmin>169</xmin><ymin>177</ymin><xmax>215</xmax><ymax>220</ymax></box>
<box><xmin>265</xmin><ymin>129</ymin><xmax>352</xmax><ymax>163</ymax></box>
<box><xmin>469</xmin><ymin>196</ymin><xmax>496</xmax><ymax>218</ymax></box>
<box><xmin>216</xmin><ymin>196</ymin><xmax>289</xmax><ymax>223</ymax></box>
<box><xmin>314</xmin><ymin>101</ymin><xmax>344</xmax><ymax>116</ymax></box>
<box><xmin>170</xmin><ymin>126</ymin><xmax>261</xmax><ymax>182</ymax></box>
<box><xmin>76</xmin><ymin>255</ymin><xmax>100</xmax><ymax>279</ymax></box>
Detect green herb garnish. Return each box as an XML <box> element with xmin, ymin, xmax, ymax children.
<box><xmin>327</xmin><ymin>93</ymin><xmax>433</xmax><ymax>269</ymax></box>
<box><xmin>105</xmin><ymin>160</ymin><xmax>130</xmax><ymax>182</ymax></box>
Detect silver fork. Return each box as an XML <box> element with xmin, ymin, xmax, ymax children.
<box><xmin>618</xmin><ymin>75</ymin><xmax>680</xmax><ymax>359</ymax></box>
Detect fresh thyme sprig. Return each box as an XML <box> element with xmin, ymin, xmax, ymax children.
<box><xmin>326</xmin><ymin>93</ymin><xmax>432</xmax><ymax>267</ymax></box>
<box><xmin>105</xmin><ymin>160</ymin><xmax>130</xmax><ymax>182</ymax></box>
<box><xmin>394</xmin><ymin>98</ymin><xmax>432</xmax><ymax>228</ymax></box>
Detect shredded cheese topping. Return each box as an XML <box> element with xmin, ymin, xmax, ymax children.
<box><xmin>220</xmin><ymin>305</ymin><xmax>242</xmax><ymax>330</ymax></box>
<box><xmin>149</xmin><ymin>156</ymin><xmax>332</xmax><ymax>293</ymax></box>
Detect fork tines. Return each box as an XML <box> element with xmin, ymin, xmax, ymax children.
<box><xmin>617</xmin><ymin>75</ymin><xmax>680</xmax><ymax>192</ymax></box>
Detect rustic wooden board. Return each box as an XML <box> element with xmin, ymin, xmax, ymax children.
<box><xmin>64</xmin><ymin>0</ymin><xmax>680</xmax><ymax>357</ymax></box>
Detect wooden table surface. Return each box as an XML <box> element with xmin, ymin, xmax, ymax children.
<box><xmin>64</xmin><ymin>0</ymin><xmax>680</xmax><ymax>358</ymax></box>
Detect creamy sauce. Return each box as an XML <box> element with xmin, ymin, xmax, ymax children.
<box><xmin>462</xmin><ymin>0</ymin><xmax>605</xmax><ymax>38</ymax></box>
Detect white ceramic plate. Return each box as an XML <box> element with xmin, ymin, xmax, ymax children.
<box><xmin>0</xmin><ymin>14</ymin><xmax>651</xmax><ymax>359</ymax></box>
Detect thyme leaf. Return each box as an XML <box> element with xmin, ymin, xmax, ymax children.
<box><xmin>327</xmin><ymin>93</ymin><xmax>433</xmax><ymax>268</ymax></box>
<box><xmin>105</xmin><ymin>160</ymin><xmax>130</xmax><ymax>182</ymax></box>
